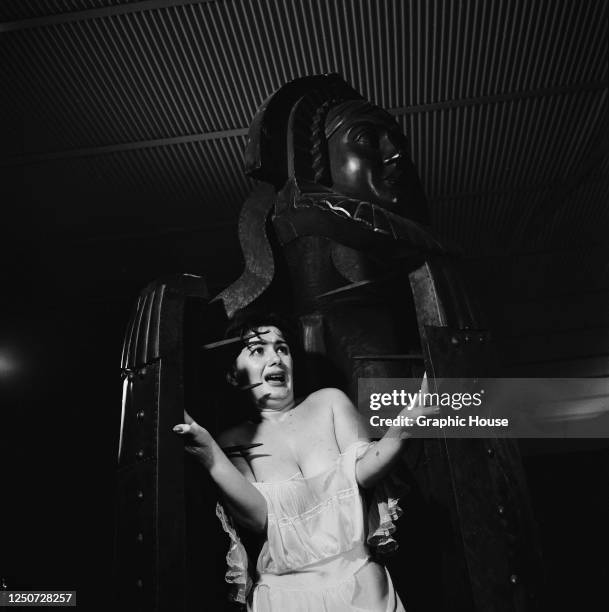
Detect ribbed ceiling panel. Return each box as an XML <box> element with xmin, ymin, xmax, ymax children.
<box><xmin>0</xmin><ymin>0</ymin><xmax>139</xmax><ymax>22</ymax></box>
<box><xmin>2</xmin><ymin>0</ymin><xmax>607</xmax><ymax>300</ymax></box>
<box><xmin>9</xmin><ymin>135</ymin><xmax>252</xmax><ymax>236</ymax></box>
<box><xmin>400</xmin><ymin>87</ymin><xmax>606</xmax><ymax>200</ymax></box>
<box><xmin>431</xmin><ymin>189</ymin><xmax>551</xmax><ymax>254</ymax></box>
<box><xmin>2</xmin><ymin>0</ymin><xmax>606</xmax><ymax>157</ymax></box>
<box><xmin>98</xmin><ymin>135</ymin><xmax>252</xmax><ymax>220</ymax></box>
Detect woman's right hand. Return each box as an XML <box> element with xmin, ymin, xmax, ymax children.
<box><xmin>173</xmin><ymin>410</ymin><xmax>217</xmax><ymax>469</ymax></box>
<box><xmin>404</xmin><ymin>372</ymin><xmax>440</xmax><ymax>422</ymax></box>
<box><xmin>174</xmin><ymin>411</ymin><xmax>268</xmax><ymax>532</ymax></box>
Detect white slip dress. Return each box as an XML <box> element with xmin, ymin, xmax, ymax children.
<box><xmin>216</xmin><ymin>440</ymin><xmax>406</xmax><ymax>612</ymax></box>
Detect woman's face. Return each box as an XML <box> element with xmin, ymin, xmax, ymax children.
<box><xmin>233</xmin><ymin>326</ymin><xmax>294</xmax><ymax>407</ymax></box>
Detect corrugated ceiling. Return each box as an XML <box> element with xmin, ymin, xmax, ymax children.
<box><xmin>2</xmin><ymin>0</ymin><xmax>608</xmax><ymax>359</ymax></box>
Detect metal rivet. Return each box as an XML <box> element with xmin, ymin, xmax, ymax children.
<box><xmin>138</xmin><ymin>368</ymin><xmax>147</xmax><ymax>379</ymax></box>
<box><xmin>137</xmin><ymin>533</ymin><xmax>144</xmax><ymax>543</ymax></box>
<box><xmin>487</xmin><ymin>448</ymin><xmax>495</xmax><ymax>457</ymax></box>
<box><xmin>136</xmin><ymin>449</ymin><xmax>144</xmax><ymax>459</ymax></box>
<box><xmin>136</xmin><ymin>410</ymin><xmax>145</xmax><ymax>421</ymax></box>
<box><xmin>510</xmin><ymin>574</ymin><xmax>518</xmax><ymax>585</ymax></box>
<box><xmin>464</xmin><ymin>335</ymin><xmax>470</xmax><ymax>343</ymax></box>
<box><xmin>479</xmin><ymin>335</ymin><xmax>485</xmax><ymax>342</ymax></box>
<box><xmin>136</xmin><ymin>490</ymin><xmax>144</xmax><ymax>500</ymax></box>
<box><xmin>451</xmin><ymin>336</ymin><xmax>460</xmax><ymax>346</ymax></box>
<box><xmin>136</xmin><ymin>579</ymin><xmax>143</xmax><ymax>588</ymax></box>
<box><xmin>128</xmin><ymin>372</ymin><xmax>136</xmax><ymax>381</ymax></box>
<box><xmin>498</xmin><ymin>505</ymin><xmax>505</xmax><ymax>516</ymax></box>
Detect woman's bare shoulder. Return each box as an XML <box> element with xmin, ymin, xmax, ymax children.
<box><xmin>303</xmin><ymin>387</ymin><xmax>354</xmax><ymax>411</ymax></box>
<box><xmin>295</xmin><ymin>388</ymin><xmax>354</xmax><ymax>421</ymax></box>
<box><xmin>302</xmin><ymin>388</ymin><xmax>364</xmax><ymax>452</ymax></box>
<box><xmin>305</xmin><ymin>387</ymin><xmax>351</xmax><ymax>403</ymax></box>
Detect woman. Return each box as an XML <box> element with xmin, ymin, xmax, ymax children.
<box><xmin>173</xmin><ymin>313</ymin><xmax>436</xmax><ymax>611</ymax></box>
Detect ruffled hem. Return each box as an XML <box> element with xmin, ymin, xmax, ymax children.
<box><xmin>215</xmin><ymin>502</ymin><xmax>253</xmax><ymax>604</ymax></box>
<box><xmin>366</xmin><ymin>473</ymin><xmax>405</xmax><ymax>554</ymax></box>
<box><xmin>354</xmin><ymin>442</ymin><xmax>408</xmax><ymax>556</ymax></box>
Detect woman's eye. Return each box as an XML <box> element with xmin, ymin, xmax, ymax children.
<box><xmin>277</xmin><ymin>346</ymin><xmax>289</xmax><ymax>354</ymax></box>
<box><xmin>249</xmin><ymin>347</ymin><xmax>264</xmax><ymax>356</ymax></box>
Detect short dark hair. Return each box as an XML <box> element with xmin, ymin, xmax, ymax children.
<box><xmin>225</xmin><ymin>310</ymin><xmax>299</xmax><ymax>353</ymax></box>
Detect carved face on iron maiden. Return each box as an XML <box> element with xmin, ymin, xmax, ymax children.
<box><xmin>233</xmin><ymin>326</ymin><xmax>294</xmax><ymax>410</ymax></box>
<box><xmin>326</xmin><ymin>106</ymin><xmax>413</xmax><ymax>215</ymax></box>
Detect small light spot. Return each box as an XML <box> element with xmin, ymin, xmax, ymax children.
<box><xmin>0</xmin><ymin>350</ymin><xmax>19</xmax><ymax>377</ymax></box>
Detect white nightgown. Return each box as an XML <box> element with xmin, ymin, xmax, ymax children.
<box><xmin>216</xmin><ymin>440</ymin><xmax>406</xmax><ymax>611</ymax></box>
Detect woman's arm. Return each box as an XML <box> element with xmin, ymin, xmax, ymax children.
<box><xmin>173</xmin><ymin>414</ymin><xmax>267</xmax><ymax>533</ymax></box>
<box><xmin>331</xmin><ymin>375</ymin><xmax>436</xmax><ymax>489</ymax></box>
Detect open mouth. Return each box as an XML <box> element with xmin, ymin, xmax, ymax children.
<box><xmin>264</xmin><ymin>372</ymin><xmax>287</xmax><ymax>385</ymax></box>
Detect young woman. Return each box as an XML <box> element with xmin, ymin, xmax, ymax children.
<box><xmin>173</xmin><ymin>313</ymin><xmax>435</xmax><ymax>611</ymax></box>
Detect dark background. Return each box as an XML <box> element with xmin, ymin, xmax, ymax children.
<box><xmin>1</xmin><ymin>1</ymin><xmax>608</xmax><ymax>611</ymax></box>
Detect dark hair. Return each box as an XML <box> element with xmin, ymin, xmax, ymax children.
<box><xmin>224</xmin><ymin>310</ymin><xmax>300</xmax><ymax>358</ymax></box>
